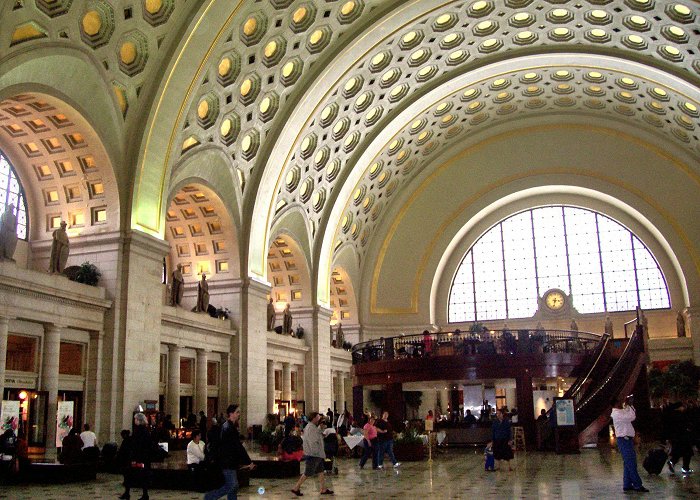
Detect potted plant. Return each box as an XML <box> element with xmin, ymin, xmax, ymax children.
<box><xmin>68</xmin><ymin>261</ymin><xmax>101</xmax><ymax>286</ymax></box>
<box><xmin>393</xmin><ymin>428</ymin><xmax>425</xmax><ymax>461</ymax></box>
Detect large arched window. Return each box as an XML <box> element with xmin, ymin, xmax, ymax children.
<box><xmin>448</xmin><ymin>206</ymin><xmax>670</xmax><ymax>322</ymax></box>
<box><xmin>0</xmin><ymin>150</ymin><xmax>28</xmax><ymax>240</ymax></box>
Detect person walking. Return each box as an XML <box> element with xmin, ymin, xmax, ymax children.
<box><xmin>291</xmin><ymin>412</ymin><xmax>333</xmax><ymax>496</ymax></box>
<box><xmin>610</xmin><ymin>396</ymin><xmax>649</xmax><ymax>493</ymax></box>
<box><xmin>664</xmin><ymin>402</ymin><xmax>694</xmax><ymax>475</ymax></box>
<box><xmin>491</xmin><ymin>408</ymin><xmax>514</xmax><ymax>471</ymax></box>
<box><xmin>374</xmin><ymin>411</ymin><xmax>400</xmax><ymax>469</ymax></box>
<box><xmin>120</xmin><ymin>413</ymin><xmax>152</xmax><ymax>500</ymax></box>
<box><xmin>204</xmin><ymin>404</ymin><xmax>255</xmax><ymax>500</ymax></box>
<box><xmin>358</xmin><ymin>415</ymin><xmax>378</xmax><ymax>469</ymax></box>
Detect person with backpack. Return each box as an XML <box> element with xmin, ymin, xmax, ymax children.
<box><xmin>204</xmin><ymin>404</ymin><xmax>255</xmax><ymax>500</ymax></box>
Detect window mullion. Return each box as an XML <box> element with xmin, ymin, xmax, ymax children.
<box><xmin>631</xmin><ymin>233</ymin><xmax>640</xmax><ymax>307</ymax></box>
<box><xmin>562</xmin><ymin>206</ymin><xmax>572</xmax><ymax>294</ymax></box>
<box><xmin>530</xmin><ymin>210</ymin><xmax>540</xmax><ymax>298</ymax></box>
<box><xmin>500</xmin><ymin>223</ymin><xmax>508</xmax><ymax>319</ymax></box>
<box><xmin>471</xmin><ymin>252</ymin><xmax>477</xmax><ymax>321</ymax></box>
<box><xmin>595</xmin><ymin>213</ymin><xmax>607</xmax><ymax>311</ymax></box>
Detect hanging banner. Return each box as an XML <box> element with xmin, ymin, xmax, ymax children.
<box><xmin>56</xmin><ymin>401</ymin><xmax>74</xmax><ymax>447</ymax></box>
<box><xmin>1</xmin><ymin>400</ymin><xmax>20</xmax><ymax>433</ymax></box>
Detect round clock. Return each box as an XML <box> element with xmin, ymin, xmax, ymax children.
<box><xmin>544</xmin><ymin>289</ymin><xmax>566</xmax><ymax>311</ymax></box>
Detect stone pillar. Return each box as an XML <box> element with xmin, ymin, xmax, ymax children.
<box><xmin>282</xmin><ymin>362</ymin><xmax>292</xmax><ymax>403</ymax></box>
<box><xmin>195</xmin><ymin>349</ymin><xmax>208</xmax><ymax>415</ymax></box>
<box><xmin>336</xmin><ymin>371</ymin><xmax>346</xmax><ymax>412</ymax></box>
<box><xmin>220</xmin><ymin>352</ymin><xmax>231</xmax><ymax>406</ymax></box>
<box><xmin>299</xmin><ymin>305</ymin><xmax>333</xmax><ymax>412</ymax></box>
<box><xmin>267</xmin><ymin>360</ymin><xmax>276</xmax><ymax>414</ymax></box>
<box><xmin>685</xmin><ymin>307</ymin><xmax>700</xmax><ymax>365</ymax></box>
<box><xmin>295</xmin><ymin>364</ymin><xmax>304</xmax><ymax>402</ymax></box>
<box><xmin>118</xmin><ymin>232</ymin><xmax>169</xmax><ymax>431</ymax></box>
<box><xmin>516</xmin><ymin>369</ymin><xmax>535</xmax><ymax>448</ymax></box>
<box><xmin>41</xmin><ymin>323</ymin><xmax>62</xmax><ymax>451</ymax></box>
<box><xmin>352</xmin><ymin>385</ymin><xmax>364</xmax><ymax>424</ymax></box>
<box><xmin>238</xmin><ymin>279</ymin><xmax>270</xmax><ymax>428</ymax></box>
<box><xmin>167</xmin><ymin>344</ymin><xmax>181</xmax><ymax>423</ymax></box>
<box><xmin>441</xmin><ymin>388</ymin><xmax>450</xmax><ymax>416</ymax></box>
<box><xmin>0</xmin><ymin>317</ymin><xmax>10</xmax><ymax>400</ymax></box>
<box><xmin>384</xmin><ymin>382</ymin><xmax>405</xmax><ymax>425</ymax></box>
<box><xmin>85</xmin><ymin>330</ymin><xmax>104</xmax><ymax>439</ymax></box>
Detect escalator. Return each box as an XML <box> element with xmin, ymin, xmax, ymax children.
<box><xmin>573</xmin><ymin>325</ymin><xmax>647</xmax><ymax>446</ymax></box>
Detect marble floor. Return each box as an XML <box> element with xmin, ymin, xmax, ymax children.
<box><xmin>1</xmin><ymin>445</ymin><xmax>699</xmax><ymax>499</ymax></box>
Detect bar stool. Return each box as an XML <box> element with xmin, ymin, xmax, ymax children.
<box><xmin>513</xmin><ymin>426</ymin><xmax>526</xmax><ymax>451</ymax></box>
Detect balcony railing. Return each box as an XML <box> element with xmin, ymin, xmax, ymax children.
<box><xmin>351</xmin><ymin>329</ymin><xmax>602</xmax><ymax>365</ymax></box>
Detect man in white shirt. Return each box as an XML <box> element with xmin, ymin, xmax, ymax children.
<box><xmin>80</xmin><ymin>423</ymin><xmax>97</xmax><ymax>450</ymax></box>
<box><xmin>187</xmin><ymin>430</ymin><xmax>206</xmax><ymax>470</ymax></box>
<box><xmin>610</xmin><ymin>396</ymin><xmax>649</xmax><ymax>493</ymax></box>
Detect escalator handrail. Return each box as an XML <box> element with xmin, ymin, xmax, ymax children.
<box><xmin>564</xmin><ymin>333</ymin><xmax>611</xmax><ymax>402</ymax></box>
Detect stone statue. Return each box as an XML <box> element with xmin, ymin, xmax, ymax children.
<box><xmin>677</xmin><ymin>310</ymin><xmax>686</xmax><ymax>338</ymax></box>
<box><xmin>170</xmin><ymin>263</ymin><xmax>184</xmax><ymax>306</ymax></box>
<box><xmin>49</xmin><ymin>221</ymin><xmax>69</xmax><ymax>273</ymax></box>
<box><xmin>193</xmin><ymin>274</ymin><xmax>209</xmax><ymax>313</ymax></box>
<box><xmin>604</xmin><ymin>315</ymin><xmax>613</xmax><ymax>337</ymax></box>
<box><xmin>0</xmin><ymin>203</ymin><xmax>18</xmax><ymax>260</ymax></box>
<box><xmin>283</xmin><ymin>303</ymin><xmax>292</xmax><ymax>335</ymax></box>
<box><xmin>336</xmin><ymin>323</ymin><xmax>344</xmax><ymax>347</ymax></box>
<box><xmin>267</xmin><ymin>297</ymin><xmax>276</xmax><ymax>331</ymax></box>
<box><xmin>570</xmin><ymin>319</ymin><xmax>579</xmax><ymax>331</ymax></box>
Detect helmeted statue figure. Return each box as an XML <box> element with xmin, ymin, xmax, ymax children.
<box><xmin>0</xmin><ymin>203</ymin><xmax>18</xmax><ymax>260</ymax></box>
<box><xmin>677</xmin><ymin>310</ymin><xmax>686</xmax><ymax>338</ymax></box>
<box><xmin>193</xmin><ymin>274</ymin><xmax>209</xmax><ymax>313</ymax></box>
<box><xmin>336</xmin><ymin>323</ymin><xmax>344</xmax><ymax>347</ymax></box>
<box><xmin>170</xmin><ymin>263</ymin><xmax>184</xmax><ymax>306</ymax></box>
<box><xmin>283</xmin><ymin>303</ymin><xmax>292</xmax><ymax>335</ymax></box>
<box><xmin>267</xmin><ymin>297</ymin><xmax>276</xmax><ymax>331</ymax></box>
<box><xmin>604</xmin><ymin>315</ymin><xmax>614</xmax><ymax>337</ymax></box>
<box><xmin>49</xmin><ymin>221</ymin><xmax>70</xmax><ymax>273</ymax></box>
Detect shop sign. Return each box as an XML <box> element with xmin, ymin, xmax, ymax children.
<box><xmin>56</xmin><ymin>401</ymin><xmax>74</xmax><ymax>447</ymax></box>
<box><xmin>4</xmin><ymin>375</ymin><xmax>37</xmax><ymax>388</ymax></box>
<box><xmin>1</xmin><ymin>400</ymin><xmax>20</xmax><ymax>433</ymax></box>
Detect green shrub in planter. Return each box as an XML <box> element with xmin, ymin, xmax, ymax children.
<box><xmin>72</xmin><ymin>261</ymin><xmax>101</xmax><ymax>286</ymax></box>
<box><xmin>393</xmin><ymin>428</ymin><xmax>425</xmax><ymax>461</ymax></box>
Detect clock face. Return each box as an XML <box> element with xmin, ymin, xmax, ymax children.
<box><xmin>545</xmin><ymin>290</ymin><xmax>566</xmax><ymax>311</ymax></box>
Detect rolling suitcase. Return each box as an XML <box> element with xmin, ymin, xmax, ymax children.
<box><xmin>643</xmin><ymin>447</ymin><xmax>667</xmax><ymax>475</ymax></box>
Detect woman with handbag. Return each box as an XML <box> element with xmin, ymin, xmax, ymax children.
<box><xmin>120</xmin><ymin>413</ymin><xmax>152</xmax><ymax>500</ymax></box>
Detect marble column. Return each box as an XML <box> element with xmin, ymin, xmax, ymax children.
<box><xmin>167</xmin><ymin>344</ymin><xmax>181</xmax><ymax>423</ymax></box>
<box><xmin>220</xmin><ymin>352</ymin><xmax>231</xmax><ymax>406</ymax></box>
<box><xmin>336</xmin><ymin>371</ymin><xmax>345</xmax><ymax>412</ymax></box>
<box><xmin>299</xmin><ymin>305</ymin><xmax>333</xmax><ymax>412</ymax></box>
<box><xmin>0</xmin><ymin>317</ymin><xmax>10</xmax><ymax>400</ymax></box>
<box><xmin>352</xmin><ymin>385</ymin><xmax>364</xmax><ymax>424</ymax></box>
<box><xmin>441</xmin><ymin>388</ymin><xmax>450</xmax><ymax>416</ymax></box>
<box><xmin>282</xmin><ymin>362</ymin><xmax>292</xmax><ymax>403</ymax></box>
<box><xmin>195</xmin><ymin>349</ymin><xmax>208</xmax><ymax>415</ymax></box>
<box><xmin>516</xmin><ymin>369</ymin><xmax>535</xmax><ymax>449</ymax></box>
<box><xmin>85</xmin><ymin>330</ymin><xmax>104</xmax><ymax>438</ymax></box>
<box><xmin>41</xmin><ymin>323</ymin><xmax>62</xmax><ymax>451</ymax></box>
<box><xmin>267</xmin><ymin>360</ymin><xmax>275</xmax><ymax>414</ymax></box>
<box><xmin>238</xmin><ymin>279</ymin><xmax>270</xmax><ymax>428</ymax></box>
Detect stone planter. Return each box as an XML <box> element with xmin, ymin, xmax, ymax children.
<box><xmin>393</xmin><ymin>442</ymin><xmax>425</xmax><ymax>461</ymax></box>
